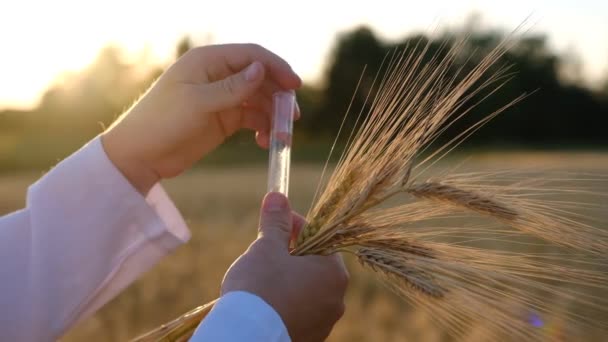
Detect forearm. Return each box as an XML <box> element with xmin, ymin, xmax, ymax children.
<box><xmin>0</xmin><ymin>136</ymin><xmax>190</xmax><ymax>341</ymax></box>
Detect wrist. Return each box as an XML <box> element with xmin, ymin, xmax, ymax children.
<box><xmin>100</xmin><ymin>131</ymin><xmax>160</xmax><ymax>195</ymax></box>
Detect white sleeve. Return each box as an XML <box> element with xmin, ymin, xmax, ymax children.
<box><xmin>0</xmin><ymin>136</ymin><xmax>191</xmax><ymax>341</ymax></box>
<box><xmin>190</xmin><ymin>291</ymin><xmax>291</xmax><ymax>342</ymax></box>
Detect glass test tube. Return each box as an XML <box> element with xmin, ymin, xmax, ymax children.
<box><xmin>267</xmin><ymin>90</ymin><xmax>295</xmax><ymax>196</ymax></box>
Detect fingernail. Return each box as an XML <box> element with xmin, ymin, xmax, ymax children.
<box><xmin>263</xmin><ymin>192</ymin><xmax>288</xmax><ymax>212</ymax></box>
<box><xmin>245</xmin><ymin>62</ymin><xmax>262</xmax><ymax>82</ymax></box>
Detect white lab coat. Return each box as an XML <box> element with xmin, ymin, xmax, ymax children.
<box><xmin>0</xmin><ymin>137</ymin><xmax>289</xmax><ymax>341</ymax></box>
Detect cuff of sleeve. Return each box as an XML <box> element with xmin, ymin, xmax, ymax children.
<box><xmin>191</xmin><ymin>291</ymin><xmax>290</xmax><ymax>342</ymax></box>
<box><xmin>58</xmin><ymin>135</ymin><xmax>191</xmax><ymax>245</ymax></box>
<box><xmin>27</xmin><ymin>135</ymin><xmax>192</xmax><ymax>258</ymax></box>
<box><xmin>145</xmin><ymin>183</ymin><xmax>191</xmax><ymax>249</ymax></box>
<box><xmin>26</xmin><ymin>135</ymin><xmax>192</xmax><ymax>333</ymax></box>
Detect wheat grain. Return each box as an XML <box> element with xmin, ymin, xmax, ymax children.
<box><xmin>298</xmin><ymin>168</ymin><xmax>359</xmax><ymax>245</ymax></box>
<box><xmin>132</xmin><ymin>27</ymin><xmax>608</xmax><ymax>341</ymax></box>
<box><xmin>408</xmin><ymin>181</ymin><xmax>518</xmax><ymax>220</ymax></box>
<box><xmin>357</xmin><ymin>247</ymin><xmax>446</xmax><ymax>298</ymax></box>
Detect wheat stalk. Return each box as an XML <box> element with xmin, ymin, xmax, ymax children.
<box><xmin>357</xmin><ymin>246</ymin><xmax>447</xmax><ymax>298</ymax></box>
<box><xmin>408</xmin><ymin>181</ymin><xmax>519</xmax><ymax>220</ymax></box>
<box><xmin>132</xmin><ymin>30</ymin><xmax>608</xmax><ymax>341</ymax></box>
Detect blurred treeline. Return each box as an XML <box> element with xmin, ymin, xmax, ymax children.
<box><xmin>298</xmin><ymin>26</ymin><xmax>608</xmax><ymax>147</ymax></box>
<box><xmin>0</xmin><ymin>46</ymin><xmax>164</xmax><ymax>172</ymax></box>
<box><xmin>1</xmin><ymin>25</ymin><xmax>608</xmax><ymax>172</ymax></box>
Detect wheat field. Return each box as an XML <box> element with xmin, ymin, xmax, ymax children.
<box><xmin>1</xmin><ymin>151</ymin><xmax>607</xmax><ymax>341</ymax></box>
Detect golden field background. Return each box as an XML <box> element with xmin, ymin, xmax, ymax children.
<box><xmin>1</xmin><ymin>152</ymin><xmax>607</xmax><ymax>341</ymax></box>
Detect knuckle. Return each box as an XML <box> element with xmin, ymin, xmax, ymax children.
<box><xmin>245</xmin><ymin>43</ymin><xmax>264</xmax><ymax>53</ymax></box>
<box><xmin>257</xmin><ymin>234</ymin><xmax>289</xmax><ymax>254</ymax></box>
<box><xmin>220</xmin><ymin>76</ymin><xmax>239</xmax><ymax>96</ymax></box>
<box><xmin>191</xmin><ymin>46</ymin><xmax>204</xmax><ymax>54</ymax></box>
<box><xmin>190</xmin><ymin>46</ymin><xmax>209</xmax><ymax>58</ymax></box>
<box><xmin>244</xmin><ymin>43</ymin><xmax>278</xmax><ymax>64</ymax></box>
<box><xmin>273</xmin><ymin>217</ymin><xmax>292</xmax><ymax>233</ymax></box>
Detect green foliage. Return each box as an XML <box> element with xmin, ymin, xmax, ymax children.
<box><xmin>316</xmin><ymin>26</ymin><xmax>608</xmax><ymax>147</ymax></box>
<box><xmin>1</xmin><ymin>25</ymin><xmax>607</xmax><ymax>172</ymax></box>
<box><xmin>176</xmin><ymin>36</ymin><xmax>193</xmax><ymax>59</ymax></box>
<box><xmin>0</xmin><ymin>46</ymin><xmax>162</xmax><ymax>172</ymax></box>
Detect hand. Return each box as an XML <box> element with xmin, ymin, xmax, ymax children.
<box><xmin>221</xmin><ymin>192</ymin><xmax>349</xmax><ymax>342</ymax></box>
<box><xmin>101</xmin><ymin>44</ymin><xmax>301</xmax><ymax>194</ymax></box>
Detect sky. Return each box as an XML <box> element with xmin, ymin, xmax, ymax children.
<box><xmin>0</xmin><ymin>0</ymin><xmax>607</xmax><ymax>110</ymax></box>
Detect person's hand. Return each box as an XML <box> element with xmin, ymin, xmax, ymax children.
<box><xmin>101</xmin><ymin>44</ymin><xmax>301</xmax><ymax>194</ymax></box>
<box><xmin>221</xmin><ymin>192</ymin><xmax>349</xmax><ymax>341</ymax></box>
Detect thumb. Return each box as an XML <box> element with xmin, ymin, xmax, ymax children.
<box><xmin>258</xmin><ymin>192</ymin><xmax>292</xmax><ymax>247</ymax></box>
<box><xmin>200</xmin><ymin>61</ymin><xmax>265</xmax><ymax>112</ymax></box>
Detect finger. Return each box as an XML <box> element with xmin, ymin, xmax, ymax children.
<box><xmin>241</xmin><ymin>109</ymin><xmax>270</xmax><ymax>132</ymax></box>
<box><xmin>199</xmin><ymin>61</ymin><xmax>266</xmax><ymax>113</ymax></box>
<box><xmin>258</xmin><ymin>192</ymin><xmax>292</xmax><ymax>248</ymax></box>
<box><xmin>215</xmin><ymin>43</ymin><xmax>302</xmax><ymax>90</ymax></box>
<box><xmin>245</xmin><ymin>81</ymin><xmax>301</xmax><ymax>122</ymax></box>
<box><xmin>255</xmin><ymin>131</ymin><xmax>270</xmax><ymax>149</ymax></box>
<box><xmin>255</xmin><ymin>82</ymin><xmax>285</xmax><ymax>126</ymax></box>
<box><xmin>257</xmin><ymin>82</ymin><xmax>301</xmax><ymax>120</ymax></box>
<box><xmin>242</xmin><ymin>94</ymin><xmax>273</xmax><ymax>117</ymax></box>
<box><xmin>290</xmin><ymin>212</ymin><xmax>307</xmax><ymax>243</ymax></box>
